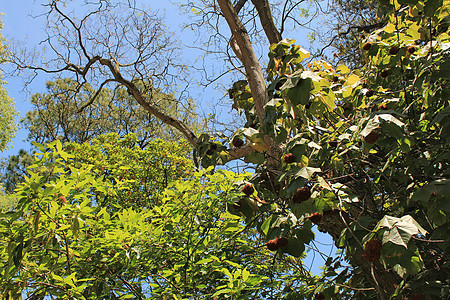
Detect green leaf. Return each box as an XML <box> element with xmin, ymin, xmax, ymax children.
<box><xmin>384</xmin><ymin>226</ymin><xmax>409</xmax><ymax>248</ymax></box>
<box><xmin>12</xmin><ymin>241</ymin><xmax>24</xmax><ymax>267</ymax></box>
<box><xmin>436</xmin><ymin>60</ymin><xmax>450</xmax><ymax>78</ymax></box>
<box><xmin>261</xmin><ymin>215</ymin><xmax>274</xmax><ymax>235</ymax></box>
<box><xmin>317</xmin><ymin>176</ymin><xmax>332</xmax><ymax>191</ymax></box>
<box><xmin>295</xmin><ymin>167</ymin><xmax>321</xmax><ymax>180</ymax></box>
<box><xmin>242</xmin><ymin>268</ymin><xmax>250</xmax><ymax>282</ymax></box>
<box><xmin>281</xmin><ymin>70</ymin><xmax>314</xmax><ymax>106</ymax></box>
<box><xmin>376</xmin><ymin>215</ymin><xmax>427</xmax><ymax>248</ymax></box>
<box><xmin>242</xmin><ymin>127</ymin><xmax>259</xmax><ymax>139</ymax></box>
<box><xmin>294</xmin><ymin>222</ymin><xmax>315</xmax><ymax>245</ymax></box>
<box><xmin>283</xmin><ymin>237</ymin><xmax>305</xmax><ymax>257</ymax></box>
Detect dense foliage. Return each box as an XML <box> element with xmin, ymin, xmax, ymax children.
<box><xmin>196</xmin><ymin>0</ymin><xmax>450</xmax><ymax>298</ymax></box>
<box><xmin>0</xmin><ymin>18</ymin><xmax>17</xmax><ymax>152</ymax></box>
<box><xmin>23</xmin><ymin>79</ymin><xmax>199</xmax><ymax>147</ymax></box>
<box><xmin>0</xmin><ymin>134</ymin><xmax>308</xmax><ymax>299</ymax></box>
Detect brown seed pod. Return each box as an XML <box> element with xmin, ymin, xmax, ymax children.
<box><xmin>232</xmin><ymin>137</ymin><xmax>244</xmax><ymax>148</ymax></box>
<box><xmin>276</xmin><ymin>237</ymin><xmax>289</xmax><ymax>247</ymax></box>
<box><xmin>283</xmin><ymin>153</ymin><xmax>296</xmax><ymax>164</ymax></box>
<box><xmin>380</xmin><ymin>69</ymin><xmax>389</xmax><ymax>78</ymax></box>
<box><xmin>407</xmin><ymin>45</ymin><xmax>416</xmax><ymax>54</ymax></box>
<box><xmin>362</xmin><ymin>238</ymin><xmax>382</xmax><ymax>262</ymax></box>
<box><xmin>293</xmin><ymin>187</ymin><xmax>311</xmax><ymax>203</ymax></box>
<box><xmin>314</xmin><ymin>293</ymin><xmax>325</xmax><ymax>300</ymax></box>
<box><xmin>206</xmin><ymin>143</ymin><xmax>218</xmax><ymax>155</ymax></box>
<box><xmin>266</xmin><ymin>239</ymin><xmax>279</xmax><ymax>251</ymax></box>
<box><xmin>366</xmin><ymin>90</ymin><xmax>374</xmax><ymax>97</ymax></box>
<box><xmin>309</xmin><ymin>212</ymin><xmax>323</xmax><ymax>224</ymax></box>
<box><xmin>332</xmin><ymin>76</ymin><xmax>339</xmax><ymax>83</ymax></box>
<box><xmin>389</xmin><ymin>45</ymin><xmax>399</xmax><ymax>55</ymax></box>
<box><xmin>362</xmin><ymin>42</ymin><xmax>372</xmax><ymax>51</ymax></box>
<box><xmin>364</xmin><ymin>130</ymin><xmax>379</xmax><ymax>144</ymax></box>
<box><xmin>242</xmin><ymin>184</ymin><xmax>254</xmax><ymax>196</ymax></box>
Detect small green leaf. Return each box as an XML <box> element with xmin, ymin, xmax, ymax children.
<box><xmin>242</xmin><ymin>268</ymin><xmax>250</xmax><ymax>282</ymax></box>
<box><xmin>261</xmin><ymin>215</ymin><xmax>274</xmax><ymax>235</ymax></box>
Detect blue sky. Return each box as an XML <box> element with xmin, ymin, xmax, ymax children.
<box><xmin>0</xmin><ymin>0</ymin><xmax>205</xmax><ymax>158</ymax></box>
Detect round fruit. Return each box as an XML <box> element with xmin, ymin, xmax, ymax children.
<box><xmin>266</xmin><ymin>239</ymin><xmax>279</xmax><ymax>251</ymax></box>
<box><xmin>365</xmin><ymin>90</ymin><xmax>374</xmax><ymax>97</ymax></box>
<box><xmin>283</xmin><ymin>153</ymin><xmax>296</xmax><ymax>164</ymax></box>
<box><xmin>380</xmin><ymin>69</ymin><xmax>389</xmax><ymax>78</ymax></box>
<box><xmin>407</xmin><ymin>45</ymin><xmax>416</xmax><ymax>54</ymax></box>
<box><xmin>242</xmin><ymin>183</ymin><xmax>254</xmax><ymax>196</ymax></box>
<box><xmin>314</xmin><ymin>293</ymin><xmax>325</xmax><ymax>300</ymax></box>
<box><xmin>362</xmin><ymin>42</ymin><xmax>372</xmax><ymax>51</ymax></box>
<box><xmin>364</xmin><ymin>130</ymin><xmax>379</xmax><ymax>144</ymax></box>
<box><xmin>206</xmin><ymin>143</ymin><xmax>217</xmax><ymax>156</ymax></box>
<box><xmin>293</xmin><ymin>187</ymin><xmax>311</xmax><ymax>203</ymax></box>
<box><xmin>389</xmin><ymin>45</ymin><xmax>399</xmax><ymax>55</ymax></box>
<box><xmin>362</xmin><ymin>238</ymin><xmax>382</xmax><ymax>262</ymax></box>
<box><xmin>232</xmin><ymin>137</ymin><xmax>244</xmax><ymax>148</ymax></box>
<box><xmin>276</xmin><ymin>237</ymin><xmax>288</xmax><ymax>247</ymax></box>
<box><xmin>309</xmin><ymin>213</ymin><xmax>323</xmax><ymax>224</ymax></box>
<box><xmin>228</xmin><ymin>89</ymin><xmax>234</xmax><ymax>99</ymax></box>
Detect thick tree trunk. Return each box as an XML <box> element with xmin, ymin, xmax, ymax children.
<box><xmin>318</xmin><ymin>210</ymin><xmax>398</xmax><ymax>300</ymax></box>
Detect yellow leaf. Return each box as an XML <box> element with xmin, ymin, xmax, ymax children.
<box><xmin>384</xmin><ymin>23</ymin><xmax>396</xmax><ymax>34</ymax></box>
<box><xmin>336</xmin><ymin>65</ymin><xmax>350</xmax><ymax>74</ymax></box>
<box><xmin>250</xmin><ymin>137</ymin><xmax>268</xmax><ymax>152</ymax></box>
<box><xmin>345</xmin><ymin>74</ymin><xmax>360</xmax><ymax>86</ymax></box>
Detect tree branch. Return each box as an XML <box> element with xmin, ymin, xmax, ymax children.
<box><xmin>250</xmin><ymin>0</ymin><xmax>282</xmax><ymax>45</ymax></box>
<box><xmin>217</xmin><ymin>0</ymin><xmax>269</xmax><ymax>125</ymax></box>
<box><xmin>234</xmin><ymin>0</ymin><xmax>248</xmax><ymax>13</ymax></box>
<box><xmin>98</xmin><ymin>58</ymin><xmax>197</xmax><ymax>146</ymax></box>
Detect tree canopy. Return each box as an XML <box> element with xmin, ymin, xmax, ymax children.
<box><xmin>0</xmin><ymin>17</ymin><xmax>17</xmax><ymax>152</ymax></box>
<box><xmin>22</xmin><ymin>78</ymin><xmax>199</xmax><ymax>147</ymax></box>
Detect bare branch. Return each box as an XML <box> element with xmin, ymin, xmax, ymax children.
<box><xmin>98</xmin><ymin>57</ymin><xmax>197</xmax><ymax>146</ymax></box>
<box><xmin>77</xmin><ymin>79</ymin><xmax>115</xmax><ymax>113</ymax></box>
